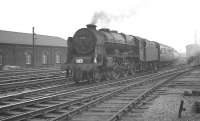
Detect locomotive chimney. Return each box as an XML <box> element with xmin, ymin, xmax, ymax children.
<box><xmin>86</xmin><ymin>24</ymin><xmax>97</xmax><ymax>30</ymax></box>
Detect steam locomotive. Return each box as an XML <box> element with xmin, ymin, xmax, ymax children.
<box><xmin>64</xmin><ymin>24</ymin><xmax>179</xmax><ymax>83</ymax></box>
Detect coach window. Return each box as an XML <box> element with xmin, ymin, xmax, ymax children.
<box><xmin>160</xmin><ymin>48</ymin><xmax>163</xmax><ymax>54</ymax></box>
<box><xmin>42</xmin><ymin>53</ymin><xmax>48</xmax><ymax>64</ymax></box>
<box><xmin>56</xmin><ymin>54</ymin><xmax>61</xmax><ymax>64</ymax></box>
<box><xmin>0</xmin><ymin>54</ymin><xmax>2</xmax><ymax>65</ymax></box>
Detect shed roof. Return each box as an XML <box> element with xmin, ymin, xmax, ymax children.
<box><xmin>0</xmin><ymin>30</ymin><xmax>67</xmax><ymax>47</ymax></box>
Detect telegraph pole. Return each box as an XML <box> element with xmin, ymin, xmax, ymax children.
<box><xmin>32</xmin><ymin>27</ymin><xmax>35</xmax><ymax>67</ymax></box>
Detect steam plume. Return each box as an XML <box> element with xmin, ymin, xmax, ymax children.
<box><xmin>91</xmin><ymin>10</ymin><xmax>136</xmax><ymax>26</ymax></box>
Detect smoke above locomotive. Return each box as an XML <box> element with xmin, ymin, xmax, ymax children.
<box><xmin>90</xmin><ymin>11</ymin><xmax>136</xmax><ymax>26</ymax></box>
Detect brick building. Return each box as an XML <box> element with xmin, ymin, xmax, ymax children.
<box><xmin>0</xmin><ymin>30</ymin><xmax>67</xmax><ymax>69</ymax></box>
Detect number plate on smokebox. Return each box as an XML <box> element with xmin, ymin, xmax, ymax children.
<box><xmin>76</xmin><ymin>59</ymin><xmax>84</xmax><ymax>63</ymax></box>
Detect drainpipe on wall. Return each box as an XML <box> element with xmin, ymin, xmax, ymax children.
<box><xmin>32</xmin><ymin>27</ymin><xmax>36</xmax><ymax>68</ymax></box>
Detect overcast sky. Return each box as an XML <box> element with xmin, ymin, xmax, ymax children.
<box><xmin>0</xmin><ymin>0</ymin><xmax>200</xmax><ymax>52</ymax></box>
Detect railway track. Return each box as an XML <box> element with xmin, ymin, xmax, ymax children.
<box><xmin>167</xmin><ymin>68</ymin><xmax>200</xmax><ymax>88</ymax></box>
<box><xmin>0</xmin><ymin>65</ymin><xmax>186</xmax><ymax>97</ymax></box>
<box><xmin>0</xmin><ymin>69</ymin><xmax>68</xmax><ymax>102</ymax></box>
<box><xmin>65</xmin><ymin>67</ymin><xmax>192</xmax><ymax>121</ymax></box>
<box><xmin>0</xmin><ymin>69</ymin><xmax>169</xmax><ymax>108</ymax></box>
<box><xmin>0</xmin><ymin>64</ymin><xmax>186</xmax><ymax>91</ymax></box>
<box><xmin>112</xmin><ymin>66</ymin><xmax>199</xmax><ymax>121</ymax></box>
<box><xmin>0</xmin><ymin>68</ymin><xmax>65</xmax><ymax>83</ymax></box>
<box><xmin>0</xmin><ymin>75</ymin><xmax>68</xmax><ymax>96</ymax></box>
<box><xmin>0</xmin><ymin>65</ymin><xmax>182</xmax><ymax>97</ymax></box>
<box><xmin>0</xmin><ymin>67</ymin><xmax>60</xmax><ymax>76</ymax></box>
<box><xmin>0</xmin><ymin>66</ymin><xmax>192</xmax><ymax>121</ymax></box>
<box><xmin>0</xmin><ymin>67</ymin><xmax>66</xmax><ymax>92</ymax></box>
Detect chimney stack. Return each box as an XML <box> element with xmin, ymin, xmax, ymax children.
<box><xmin>86</xmin><ymin>24</ymin><xmax>97</xmax><ymax>30</ymax></box>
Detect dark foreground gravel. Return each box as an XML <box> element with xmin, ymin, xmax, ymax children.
<box><xmin>142</xmin><ymin>88</ymin><xmax>200</xmax><ymax>121</ymax></box>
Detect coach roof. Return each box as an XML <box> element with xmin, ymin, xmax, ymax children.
<box><xmin>0</xmin><ymin>30</ymin><xmax>67</xmax><ymax>47</ymax></box>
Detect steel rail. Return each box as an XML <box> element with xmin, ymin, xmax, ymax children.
<box><xmin>106</xmin><ymin>69</ymin><xmax>191</xmax><ymax>121</ymax></box>
<box><xmin>0</xmin><ymin>76</ymin><xmax>66</xmax><ymax>89</ymax></box>
<box><xmin>0</xmin><ymin>68</ymin><xmax>179</xmax><ymax>114</ymax></box>
<box><xmin>1</xmin><ymin>87</ymin><xmax>121</xmax><ymax>121</ymax></box>
<box><xmin>0</xmin><ymin>68</ymin><xmax>175</xmax><ymax>104</ymax></box>
<box><xmin>0</xmin><ymin>66</ymin><xmax>190</xmax><ymax>121</ymax></box>
<box><xmin>52</xmin><ymin>68</ymin><xmax>190</xmax><ymax>121</ymax></box>
<box><xmin>0</xmin><ymin>82</ymin><xmax>75</xmax><ymax>102</ymax></box>
<box><xmin>0</xmin><ymin>68</ymin><xmax>61</xmax><ymax>77</ymax></box>
<box><xmin>0</xmin><ymin>70</ymin><xmax>65</xmax><ymax>83</ymax></box>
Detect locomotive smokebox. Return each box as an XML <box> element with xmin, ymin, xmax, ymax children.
<box><xmin>86</xmin><ymin>24</ymin><xmax>97</xmax><ymax>30</ymax></box>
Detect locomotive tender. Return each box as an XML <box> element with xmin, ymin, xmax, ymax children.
<box><xmin>64</xmin><ymin>24</ymin><xmax>178</xmax><ymax>82</ymax></box>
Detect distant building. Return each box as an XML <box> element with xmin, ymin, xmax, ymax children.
<box><xmin>0</xmin><ymin>30</ymin><xmax>67</xmax><ymax>68</ymax></box>
<box><xmin>186</xmin><ymin>44</ymin><xmax>200</xmax><ymax>58</ymax></box>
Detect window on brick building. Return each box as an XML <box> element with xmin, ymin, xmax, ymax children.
<box><xmin>56</xmin><ymin>54</ymin><xmax>61</xmax><ymax>64</ymax></box>
<box><xmin>25</xmin><ymin>54</ymin><xmax>31</xmax><ymax>65</ymax></box>
<box><xmin>0</xmin><ymin>55</ymin><xmax>2</xmax><ymax>65</ymax></box>
<box><xmin>25</xmin><ymin>52</ymin><xmax>32</xmax><ymax>65</ymax></box>
<box><xmin>42</xmin><ymin>53</ymin><xmax>48</xmax><ymax>64</ymax></box>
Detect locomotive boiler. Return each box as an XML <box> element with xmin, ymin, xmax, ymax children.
<box><xmin>64</xmin><ymin>24</ymin><xmax>178</xmax><ymax>83</ymax></box>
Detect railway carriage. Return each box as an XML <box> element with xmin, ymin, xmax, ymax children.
<box><xmin>63</xmin><ymin>24</ymin><xmax>178</xmax><ymax>83</ymax></box>
<box><xmin>160</xmin><ymin>44</ymin><xmax>179</xmax><ymax>67</ymax></box>
<box><xmin>136</xmin><ymin>37</ymin><xmax>160</xmax><ymax>71</ymax></box>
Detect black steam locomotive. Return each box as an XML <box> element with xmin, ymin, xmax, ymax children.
<box><xmin>63</xmin><ymin>24</ymin><xmax>179</xmax><ymax>83</ymax></box>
